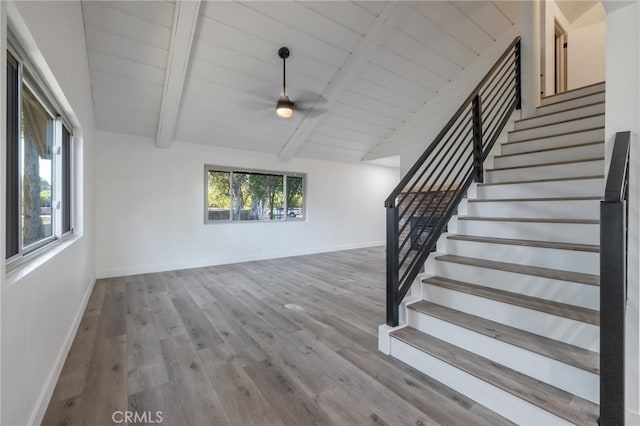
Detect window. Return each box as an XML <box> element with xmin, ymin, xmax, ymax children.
<box><xmin>6</xmin><ymin>45</ymin><xmax>74</xmax><ymax>264</ymax></box>
<box><xmin>205</xmin><ymin>166</ymin><xmax>305</xmax><ymax>222</ymax></box>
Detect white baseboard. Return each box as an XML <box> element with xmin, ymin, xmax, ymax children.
<box><xmin>96</xmin><ymin>241</ymin><xmax>384</xmax><ymax>279</ymax></box>
<box><xmin>628</xmin><ymin>409</ymin><xmax>640</xmax><ymax>426</ymax></box>
<box><xmin>28</xmin><ymin>277</ymin><xmax>96</xmax><ymax>426</ymax></box>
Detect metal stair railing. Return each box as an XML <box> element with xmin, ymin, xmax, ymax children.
<box><xmin>385</xmin><ymin>37</ymin><xmax>522</xmax><ymax>327</ymax></box>
<box><xmin>600</xmin><ymin>130</ymin><xmax>631</xmax><ymax>426</ymax></box>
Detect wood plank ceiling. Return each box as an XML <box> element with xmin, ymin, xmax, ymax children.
<box><xmin>83</xmin><ymin>1</ymin><xmax>520</xmax><ymax>165</ymax></box>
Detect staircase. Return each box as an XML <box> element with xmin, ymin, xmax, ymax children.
<box><xmin>384</xmin><ymin>82</ymin><xmax>605</xmax><ymax>425</ymax></box>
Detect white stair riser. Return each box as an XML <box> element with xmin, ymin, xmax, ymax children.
<box><xmin>495</xmin><ymin>143</ymin><xmax>604</xmax><ymax>168</ymax></box>
<box><xmin>501</xmin><ymin>129</ymin><xmax>604</xmax><ymax>155</ymax></box>
<box><xmin>536</xmin><ymin>92</ymin><xmax>606</xmax><ymax>116</ymax></box>
<box><xmin>540</xmin><ymin>84</ymin><xmax>605</xmax><ymax>106</ymax></box>
<box><xmin>390</xmin><ymin>338</ymin><xmax>573</xmax><ymax>425</ymax></box>
<box><xmin>444</xmin><ymin>238</ymin><xmax>599</xmax><ymax>275</ymax></box>
<box><xmin>456</xmin><ymin>219</ymin><xmax>598</xmax><ymax>245</ymax></box>
<box><xmin>465</xmin><ymin>199</ymin><xmax>600</xmax><ymax>220</ymax></box>
<box><xmin>476</xmin><ymin>178</ymin><xmax>604</xmax><ymax>200</ymax></box>
<box><xmin>432</xmin><ymin>260</ymin><xmax>598</xmax><ymax>309</ymax></box>
<box><xmin>515</xmin><ymin>103</ymin><xmax>605</xmax><ymax>130</ymax></box>
<box><xmin>508</xmin><ymin>116</ymin><xmax>604</xmax><ymax>143</ymax></box>
<box><xmin>422</xmin><ymin>283</ymin><xmax>599</xmax><ymax>351</ymax></box>
<box><xmin>486</xmin><ymin>159</ymin><xmax>603</xmax><ymax>183</ymax></box>
<box><xmin>406</xmin><ymin>311</ymin><xmax>599</xmax><ymax>403</ymax></box>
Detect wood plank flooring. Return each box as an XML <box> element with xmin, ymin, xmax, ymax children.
<box><xmin>42</xmin><ymin>247</ymin><xmax>512</xmax><ymax>426</ymax></box>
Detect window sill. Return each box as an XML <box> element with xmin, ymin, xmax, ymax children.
<box><xmin>204</xmin><ymin>218</ymin><xmax>307</xmax><ymax>225</ymax></box>
<box><xmin>5</xmin><ymin>234</ymin><xmax>81</xmax><ymax>287</ymax></box>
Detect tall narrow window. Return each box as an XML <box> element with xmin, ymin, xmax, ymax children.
<box><xmin>286</xmin><ymin>175</ymin><xmax>304</xmax><ymax>219</ymax></box>
<box><xmin>62</xmin><ymin>126</ymin><xmax>72</xmax><ymax>234</ymax></box>
<box><xmin>6</xmin><ymin>42</ymin><xmax>75</xmax><ymax>265</ymax></box>
<box><xmin>207</xmin><ymin>170</ymin><xmax>230</xmax><ymax>221</ymax></box>
<box><xmin>6</xmin><ymin>53</ymin><xmax>19</xmax><ymax>258</ymax></box>
<box><xmin>21</xmin><ymin>84</ymin><xmax>55</xmax><ymax>248</ymax></box>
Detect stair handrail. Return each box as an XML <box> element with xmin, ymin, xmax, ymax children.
<box><xmin>385</xmin><ymin>37</ymin><xmax>521</xmax><ymax>327</ymax></box>
<box><xmin>600</xmin><ymin>130</ymin><xmax>631</xmax><ymax>426</ymax></box>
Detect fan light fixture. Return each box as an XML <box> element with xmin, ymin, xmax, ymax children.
<box><xmin>276</xmin><ymin>47</ymin><xmax>294</xmax><ymax>118</ymax></box>
<box><xmin>276</xmin><ymin>95</ymin><xmax>294</xmax><ymax>118</ymax></box>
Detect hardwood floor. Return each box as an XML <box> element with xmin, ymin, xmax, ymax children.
<box><xmin>42</xmin><ymin>247</ymin><xmax>512</xmax><ymax>426</ymax></box>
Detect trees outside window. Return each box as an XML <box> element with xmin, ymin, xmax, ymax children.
<box><xmin>21</xmin><ymin>84</ymin><xmax>54</xmax><ymax>247</ymax></box>
<box><xmin>205</xmin><ymin>166</ymin><xmax>305</xmax><ymax>222</ymax></box>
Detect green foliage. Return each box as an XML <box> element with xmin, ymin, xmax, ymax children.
<box><xmin>286</xmin><ymin>176</ymin><xmax>303</xmax><ymax>209</ymax></box>
<box><xmin>40</xmin><ymin>189</ymin><xmax>51</xmax><ymax>207</ymax></box>
<box><xmin>208</xmin><ymin>171</ymin><xmax>230</xmax><ymax>208</ymax></box>
<box><xmin>248</xmin><ymin>174</ymin><xmax>283</xmax><ymax>219</ymax></box>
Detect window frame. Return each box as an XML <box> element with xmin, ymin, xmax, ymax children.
<box><xmin>18</xmin><ymin>80</ymin><xmax>57</xmax><ymax>254</ymax></box>
<box><xmin>6</xmin><ymin>36</ymin><xmax>75</xmax><ymax>269</ymax></box>
<box><xmin>204</xmin><ymin>164</ymin><xmax>307</xmax><ymax>224</ymax></box>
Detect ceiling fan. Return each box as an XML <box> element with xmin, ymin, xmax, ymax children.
<box><xmin>274</xmin><ymin>46</ymin><xmax>326</xmax><ymax>119</ymax></box>
<box><xmin>240</xmin><ymin>47</ymin><xmax>326</xmax><ymax>119</ymax></box>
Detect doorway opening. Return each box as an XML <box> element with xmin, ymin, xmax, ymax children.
<box><xmin>554</xmin><ymin>20</ymin><xmax>568</xmax><ymax>94</ymax></box>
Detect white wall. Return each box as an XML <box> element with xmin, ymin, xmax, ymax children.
<box><xmin>1</xmin><ymin>2</ymin><xmax>96</xmax><ymax>425</ymax></box>
<box><xmin>521</xmin><ymin>0</ymin><xmax>542</xmax><ymax>118</ymax></box>
<box><xmin>603</xmin><ymin>2</ymin><xmax>640</xmax><ymax>423</ymax></box>
<box><xmin>95</xmin><ymin>131</ymin><xmax>398</xmax><ymax>278</ymax></box>
<box><xmin>542</xmin><ymin>1</ymin><xmax>606</xmax><ymax>96</ymax></box>
<box><xmin>567</xmin><ymin>4</ymin><xmax>606</xmax><ymax>90</ymax></box>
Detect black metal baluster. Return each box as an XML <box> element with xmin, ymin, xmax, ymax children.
<box><xmin>472</xmin><ymin>94</ymin><xmax>483</xmax><ymax>183</ymax></box>
<box><xmin>515</xmin><ymin>40</ymin><xmax>522</xmax><ymax>110</ymax></box>
<box><xmin>386</xmin><ymin>200</ymin><xmax>400</xmax><ymax>326</ymax></box>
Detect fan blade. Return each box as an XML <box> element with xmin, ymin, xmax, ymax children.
<box><xmin>292</xmin><ymin>89</ymin><xmax>328</xmax><ymax>106</ymax></box>
<box><xmin>289</xmin><ymin>89</ymin><xmax>328</xmax><ymax>118</ymax></box>
<box><xmin>237</xmin><ymin>98</ymin><xmax>273</xmax><ymax>112</ymax></box>
<box><xmin>294</xmin><ymin>104</ymin><xmax>327</xmax><ymax>119</ymax></box>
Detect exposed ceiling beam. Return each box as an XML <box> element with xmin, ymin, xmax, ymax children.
<box><xmin>277</xmin><ymin>1</ymin><xmax>409</xmax><ymax>162</ymax></box>
<box><xmin>156</xmin><ymin>0</ymin><xmax>201</xmax><ymax>148</ymax></box>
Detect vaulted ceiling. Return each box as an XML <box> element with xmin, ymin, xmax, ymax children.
<box><xmin>555</xmin><ymin>0</ymin><xmax>599</xmax><ymax>23</ymax></box>
<box><xmin>83</xmin><ymin>1</ymin><xmax>520</xmax><ymax>165</ymax></box>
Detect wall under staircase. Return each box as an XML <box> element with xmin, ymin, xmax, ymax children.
<box><xmin>380</xmin><ymin>82</ymin><xmax>605</xmax><ymax>425</ymax></box>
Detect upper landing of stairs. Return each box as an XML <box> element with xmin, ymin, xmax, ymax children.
<box><xmin>383</xmin><ymin>82</ymin><xmax>605</xmax><ymax>426</ymax></box>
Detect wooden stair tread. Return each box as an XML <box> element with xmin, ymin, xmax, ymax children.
<box><xmin>505</xmin><ymin>126</ymin><xmax>604</xmax><ymax>144</ymax></box>
<box><xmin>447</xmin><ymin>234</ymin><xmax>600</xmax><ymax>253</ymax></box>
<box><xmin>477</xmin><ymin>174</ymin><xmax>603</xmax><ymax>186</ymax></box>
<box><xmin>407</xmin><ymin>300</ymin><xmax>599</xmax><ymax>374</ymax></box>
<box><xmin>423</xmin><ymin>274</ymin><xmax>600</xmax><ymax>323</ymax></box>
<box><xmin>488</xmin><ymin>157</ymin><xmax>603</xmax><ymax>172</ymax></box>
<box><xmin>458</xmin><ymin>216</ymin><xmax>598</xmax><ymax>224</ymax></box>
<box><xmin>435</xmin><ymin>254</ymin><xmax>599</xmax><ymax>286</ymax></box>
<box><xmin>509</xmin><ymin>113</ymin><xmax>605</xmax><ymax>134</ymax></box>
<box><xmin>468</xmin><ymin>196</ymin><xmax>601</xmax><ymax>203</ymax></box>
<box><xmin>515</xmin><ymin>101</ymin><xmax>604</xmax><ymax>123</ymax></box>
<box><xmin>497</xmin><ymin>141</ymin><xmax>603</xmax><ymax>158</ymax></box>
<box><xmin>541</xmin><ymin>82</ymin><xmax>605</xmax><ymax>100</ymax></box>
<box><xmin>391</xmin><ymin>327</ymin><xmax>599</xmax><ymax>425</ymax></box>
<box><xmin>537</xmin><ymin>91</ymin><xmax>606</xmax><ymax>114</ymax></box>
